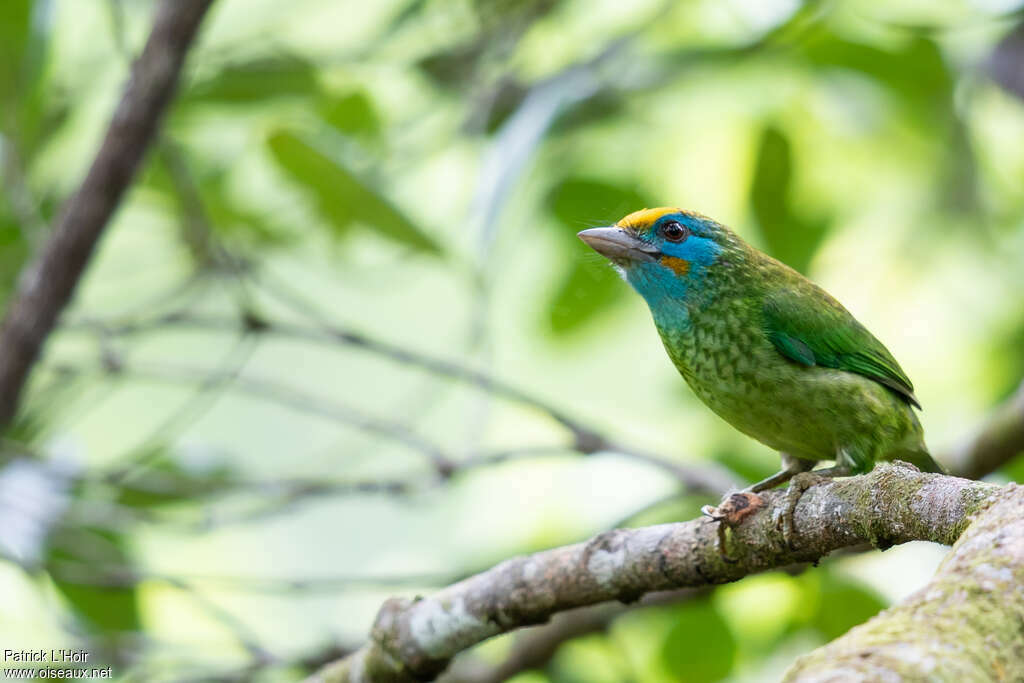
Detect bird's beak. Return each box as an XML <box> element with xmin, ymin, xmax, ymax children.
<box><xmin>577</xmin><ymin>227</ymin><xmax>659</xmax><ymax>263</ymax></box>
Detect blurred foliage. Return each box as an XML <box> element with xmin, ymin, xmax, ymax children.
<box><xmin>0</xmin><ymin>0</ymin><xmax>37</xmax><ymax>112</ymax></box>
<box><xmin>750</xmin><ymin>125</ymin><xmax>830</xmax><ymax>274</ymax></box>
<box><xmin>803</xmin><ymin>571</ymin><xmax>887</xmax><ymax>641</ymax></box>
<box><xmin>660</xmin><ymin>599</ymin><xmax>736</xmax><ymax>682</ymax></box>
<box><xmin>46</xmin><ymin>526</ymin><xmax>140</xmax><ymax>636</ymax></box>
<box><xmin>267</xmin><ymin>129</ymin><xmax>443</xmax><ymax>255</ymax></box>
<box><xmin>0</xmin><ymin>207</ymin><xmax>29</xmax><ymax>300</ymax></box>
<box><xmin>798</xmin><ymin>32</ymin><xmax>953</xmax><ymax>122</ymax></box>
<box><xmin>544</xmin><ymin>177</ymin><xmax>652</xmax><ymax>334</ymax></box>
<box><xmin>1</xmin><ymin>0</ymin><xmax>1023</xmax><ymax>680</ymax></box>
<box><xmin>183</xmin><ymin>54</ymin><xmax>321</xmax><ymax>105</ymax></box>
<box><xmin>320</xmin><ymin>90</ymin><xmax>382</xmax><ymax>141</ymax></box>
<box><xmin>114</xmin><ymin>456</ymin><xmax>238</xmax><ymax>508</ymax></box>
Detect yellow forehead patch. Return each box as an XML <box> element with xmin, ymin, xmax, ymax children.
<box><xmin>616</xmin><ymin>207</ymin><xmax>682</xmax><ymax>230</ymax></box>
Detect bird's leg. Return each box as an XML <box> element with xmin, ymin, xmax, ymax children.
<box><xmin>746</xmin><ymin>453</ymin><xmax>817</xmax><ymax>493</ymax></box>
<box><xmin>776</xmin><ymin>464</ymin><xmax>853</xmax><ymax>548</ymax></box>
<box><xmin>702</xmin><ymin>454</ymin><xmax>815</xmax><ymax>559</ymax></box>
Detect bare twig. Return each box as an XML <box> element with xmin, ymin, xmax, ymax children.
<box><xmin>47</xmin><ymin>560</ymin><xmax>471</xmax><ymax>595</ymax></box>
<box><xmin>0</xmin><ymin>0</ymin><xmax>217</xmax><ymax>428</ymax></box>
<box><xmin>106</xmin><ymin>333</ymin><xmax>258</xmax><ymax>484</ymax></box>
<box><xmin>63</xmin><ymin>311</ymin><xmax>739</xmax><ymax>494</ymax></box>
<box><xmin>945</xmin><ymin>379</ymin><xmax>1024</xmax><ymax>479</ymax></box>
<box><xmin>78</xmin><ymin>360</ymin><xmax>459</xmax><ymax>476</ymax></box>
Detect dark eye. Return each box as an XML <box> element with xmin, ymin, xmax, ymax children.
<box><xmin>662</xmin><ymin>221</ymin><xmax>687</xmax><ymax>242</ymax></box>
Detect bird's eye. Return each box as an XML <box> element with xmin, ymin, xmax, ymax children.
<box><xmin>662</xmin><ymin>221</ymin><xmax>687</xmax><ymax>242</ymax></box>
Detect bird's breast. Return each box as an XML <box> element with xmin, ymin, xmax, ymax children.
<box><xmin>655</xmin><ymin>299</ymin><xmax>808</xmax><ymax>448</ymax></box>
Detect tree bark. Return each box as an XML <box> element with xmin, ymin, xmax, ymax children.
<box><xmin>785</xmin><ymin>483</ymin><xmax>1024</xmax><ymax>681</ymax></box>
<box><xmin>307</xmin><ymin>465</ymin><xmax>1012</xmax><ymax>682</ymax></box>
<box><xmin>0</xmin><ymin>0</ymin><xmax>216</xmax><ymax>428</ymax></box>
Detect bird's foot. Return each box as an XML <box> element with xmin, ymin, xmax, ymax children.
<box><xmin>772</xmin><ymin>466</ymin><xmax>851</xmax><ymax>548</ymax></box>
<box><xmin>745</xmin><ymin>455</ymin><xmax>817</xmax><ymax>494</ymax></box>
<box><xmin>702</xmin><ymin>491</ymin><xmax>766</xmax><ymax>561</ymax></box>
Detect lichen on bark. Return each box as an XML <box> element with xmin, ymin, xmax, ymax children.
<box><xmin>785</xmin><ymin>485</ymin><xmax>1024</xmax><ymax>682</ymax></box>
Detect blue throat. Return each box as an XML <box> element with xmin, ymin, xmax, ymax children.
<box><xmin>625</xmin><ymin>234</ymin><xmax>722</xmax><ymax>332</ymax></box>
<box><xmin>627</xmin><ymin>261</ymin><xmax>695</xmax><ymax>329</ymax></box>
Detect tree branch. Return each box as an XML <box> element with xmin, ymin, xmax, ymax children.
<box><xmin>0</xmin><ymin>0</ymin><xmax>216</xmax><ymax>428</ymax></box>
<box><xmin>784</xmin><ymin>480</ymin><xmax>1024</xmax><ymax>681</ymax></box>
<box><xmin>306</xmin><ymin>465</ymin><xmax>1010</xmax><ymax>682</ymax></box>
<box><xmin>438</xmin><ymin>588</ymin><xmax>705</xmax><ymax>683</ymax></box>
<box><xmin>945</xmin><ymin>379</ymin><xmax>1024</xmax><ymax>479</ymax></box>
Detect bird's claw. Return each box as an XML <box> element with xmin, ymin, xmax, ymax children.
<box><xmin>702</xmin><ymin>491</ymin><xmax>766</xmax><ymax>561</ymax></box>
<box><xmin>773</xmin><ymin>471</ymin><xmax>831</xmax><ymax>549</ymax></box>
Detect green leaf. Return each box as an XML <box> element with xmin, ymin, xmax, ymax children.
<box><xmin>661</xmin><ymin>598</ymin><xmax>736</xmax><ymax>683</ymax></box>
<box><xmin>0</xmin><ymin>0</ymin><xmax>33</xmax><ymax>106</ymax></box>
<box><xmin>114</xmin><ymin>456</ymin><xmax>237</xmax><ymax>508</ymax></box>
<box><xmin>551</xmin><ymin>91</ymin><xmax>625</xmax><ymax>136</ymax></box>
<box><xmin>750</xmin><ymin>127</ymin><xmax>789</xmax><ymax>237</ymax></box>
<box><xmin>18</xmin><ymin>91</ymin><xmax>71</xmax><ymax>161</ymax></box>
<box><xmin>808</xmin><ymin>572</ymin><xmax>887</xmax><ymax>641</ymax></box>
<box><xmin>1002</xmin><ymin>454</ymin><xmax>1024</xmax><ymax>485</ymax></box>
<box><xmin>47</xmin><ymin>526</ymin><xmax>140</xmax><ymax>634</ymax></box>
<box><xmin>417</xmin><ymin>42</ymin><xmax>484</xmax><ymax>86</ymax></box>
<box><xmin>267</xmin><ymin>129</ymin><xmax>442</xmax><ymax>255</ymax></box>
<box><xmin>0</xmin><ymin>206</ymin><xmax>29</xmax><ymax>302</ymax></box>
<box><xmin>547</xmin><ymin>258</ymin><xmax>624</xmax><ymax>335</ymax></box>
<box><xmin>750</xmin><ymin>125</ymin><xmax>829</xmax><ymax>274</ymax></box>
<box><xmin>200</xmin><ymin>175</ymin><xmax>294</xmax><ymax>247</ymax></box>
<box><xmin>542</xmin><ymin>177</ymin><xmax>652</xmax><ymax>335</ymax></box>
<box><xmin>547</xmin><ymin>178</ymin><xmax>649</xmax><ymax>231</ymax></box>
<box><xmin>990</xmin><ymin>312</ymin><xmax>1024</xmax><ymax>404</ymax></box>
<box><xmin>0</xmin><ymin>0</ymin><xmax>52</xmax><ymax>155</ymax></box>
<box><xmin>800</xmin><ymin>32</ymin><xmax>952</xmax><ymax>120</ymax></box>
<box><xmin>320</xmin><ymin>90</ymin><xmax>381</xmax><ymax>140</ymax></box>
<box><xmin>184</xmin><ymin>54</ymin><xmax>320</xmax><ymax>105</ymax></box>
<box><xmin>549</xmin><ymin>634</ymin><xmax>628</xmax><ymax>683</ymax></box>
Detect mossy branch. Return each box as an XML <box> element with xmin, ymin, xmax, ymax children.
<box><xmin>307</xmin><ymin>465</ymin><xmax>1012</xmax><ymax>682</ymax></box>
<box><xmin>785</xmin><ymin>482</ymin><xmax>1024</xmax><ymax>681</ymax></box>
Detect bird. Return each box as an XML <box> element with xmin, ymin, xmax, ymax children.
<box><xmin>578</xmin><ymin>207</ymin><xmax>944</xmax><ymax>503</ymax></box>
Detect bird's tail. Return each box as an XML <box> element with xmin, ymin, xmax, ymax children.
<box><xmin>894</xmin><ymin>445</ymin><xmax>947</xmax><ymax>474</ymax></box>
<box><xmin>892</xmin><ymin>412</ymin><xmax>946</xmax><ymax>474</ymax></box>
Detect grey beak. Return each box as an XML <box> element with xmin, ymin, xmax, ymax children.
<box><xmin>577</xmin><ymin>227</ymin><xmax>659</xmax><ymax>262</ymax></box>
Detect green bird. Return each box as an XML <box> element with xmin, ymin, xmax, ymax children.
<box><xmin>578</xmin><ymin>207</ymin><xmax>944</xmax><ymax>495</ymax></box>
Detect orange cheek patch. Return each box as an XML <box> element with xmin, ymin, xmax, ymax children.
<box><xmin>661</xmin><ymin>256</ymin><xmax>690</xmax><ymax>276</ymax></box>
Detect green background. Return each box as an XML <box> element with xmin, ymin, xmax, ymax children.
<box><xmin>1</xmin><ymin>0</ymin><xmax>1023</xmax><ymax>680</ymax></box>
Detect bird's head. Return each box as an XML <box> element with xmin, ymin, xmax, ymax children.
<box><xmin>578</xmin><ymin>208</ymin><xmax>735</xmax><ymax>315</ymax></box>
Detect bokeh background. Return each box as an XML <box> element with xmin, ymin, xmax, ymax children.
<box><xmin>2</xmin><ymin>0</ymin><xmax>1024</xmax><ymax>681</ymax></box>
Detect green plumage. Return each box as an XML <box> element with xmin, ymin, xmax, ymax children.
<box><xmin>579</xmin><ymin>208</ymin><xmax>944</xmax><ymax>479</ymax></box>
<box><xmin>763</xmin><ymin>288</ymin><xmax>920</xmax><ymax>409</ymax></box>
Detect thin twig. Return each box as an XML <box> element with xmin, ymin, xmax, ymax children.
<box><xmin>63</xmin><ymin>311</ymin><xmax>739</xmax><ymax>494</ymax></box>
<box><xmin>52</xmin><ymin>359</ymin><xmax>458</xmax><ymax>476</ymax></box>
<box><xmin>945</xmin><ymin>379</ymin><xmax>1024</xmax><ymax>479</ymax></box>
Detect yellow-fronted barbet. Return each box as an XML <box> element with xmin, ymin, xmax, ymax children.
<box><xmin>578</xmin><ymin>208</ymin><xmax>944</xmax><ymax>498</ymax></box>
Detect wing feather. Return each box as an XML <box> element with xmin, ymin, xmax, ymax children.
<box><xmin>763</xmin><ymin>289</ymin><xmax>920</xmax><ymax>408</ymax></box>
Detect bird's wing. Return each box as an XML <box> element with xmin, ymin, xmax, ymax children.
<box><xmin>762</xmin><ymin>287</ymin><xmax>920</xmax><ymax>408</ymax></box>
